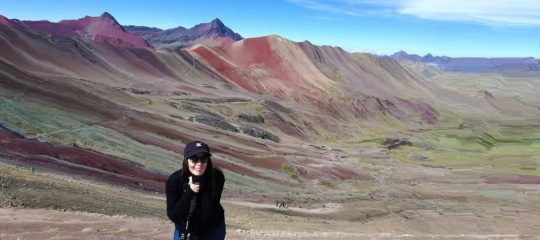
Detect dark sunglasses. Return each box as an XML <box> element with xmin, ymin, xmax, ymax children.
<box><xmin>189</xmin><ymin>155</ymin><xmax>210</xmax><ymax>164</ymax></box>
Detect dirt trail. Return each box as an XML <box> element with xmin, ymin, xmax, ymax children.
<box><xmin>0</xmin><ymin>208</ymin><xmax>529</xmax><ymax>240</ymax></box>
<box><xmin>226</xmin><ymin>200</ymin><xmax>342</xmax><ymax>214</ymax></box>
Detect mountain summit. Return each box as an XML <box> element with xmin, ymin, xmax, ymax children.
<box><xmin>97</xmin><ymin>11</ymin><xmax>124</xmax><ymax>30</ymax></box>
<box><xmin>391</xmin><ymin>50</ymin><xmax>421</xmax><ymax>61</ymax></box>
<box><xmin>124</xmin><ymin>18</ymin><xmax>243</xmax><ymax>49</ymax></box>
<box><xmin>205</xmin><ymin>18</ymin><xmax>242</xmax><ymax>40</ymax></box>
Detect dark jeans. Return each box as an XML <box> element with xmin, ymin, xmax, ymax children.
<box><xmin>173</xmin><ymin>221</ymin><xmax>226</xmax><ymax>240</ymax></box>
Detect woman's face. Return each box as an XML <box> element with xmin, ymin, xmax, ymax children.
<box><xmin>188</xmin><ymin>153</ymin><xmax>209</xmax><ymax>176</ymax></box>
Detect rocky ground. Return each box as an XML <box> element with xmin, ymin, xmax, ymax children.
<box><xmin>0</xmin><ymin>203</ymin><xmax>537</xmax><ymax>240</ymax></box>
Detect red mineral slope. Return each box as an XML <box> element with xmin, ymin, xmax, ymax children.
<box><xmin>0</xmin><ymin>22</ymin><xmax>128</xmax><ymax>81</ymax></box>
<box><xmin>0</xmin><ymin>22</ymin><xmax>220</xmax><ymax>90</ymax></box>
<box><xmin>188</xmin><ymin>34</ymin><xmax>440</xmax><ymax>124</ymax></box>
<box><xmin>14</xmin><ymin>12</ymin><xmax>152</xmax><ymax>49</ymax></box>
<box><xmin>0</xmin><ymin>13</ymin><xmax>201</xmax><ymax>86</ymax></box>
<box><xmin>0</xmin><ymin>15</ymin><xmax>17</xmax><ymax>28</ymax></box>
<box><xmin>192</xmin><ymin>35</ymin><xmax>236</xmax><ymax>48</ymax></box>
<box><xmin>189</xmin><ymin>34</ymin><xmax>436</xmax><ymax>101</ymax></box>
<box><xmin>188</xmin><ymin>35</ymin><xmax>335</xmax><ymax>99</ymax></box>
<box><xmin>0</xmin><ymin>131</ymin><xmax>166</xmax><ymax>191</ymax></box>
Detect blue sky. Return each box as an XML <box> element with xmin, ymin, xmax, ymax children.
<box><xmin>2</xmin><ymin>0</ymin><xmax>539</xmax><ymax>58</ymax></box>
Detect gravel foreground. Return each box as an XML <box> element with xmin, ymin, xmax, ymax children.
<box><xmin>0</xmin><ymin>208</ymin><xmax>537</xmax><ymax>240</ymax></box>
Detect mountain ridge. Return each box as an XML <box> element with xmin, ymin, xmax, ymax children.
<box><xmin>124</xmin><ymin>17</ymin><xmax>243</xmax><ymax>49</ymax></box>
<box><xmin>0</xmin><ymin>12</ymin><xmax>153</xmax><ymax>49</ymax></box>
<box><xmin>389</xmin><ymin>50</ymin><xmax>540</xmax><ymax>76</ymax></box>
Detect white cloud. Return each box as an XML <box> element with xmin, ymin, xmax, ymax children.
<box><xmin>287</xmin><ymin>0</ymin><xmax>397</xmax><ymax>16</ymax></box>
<box><xmin>287</xmin><ymin>0</ymin><xmax>540</xmax><ymax>26</ymax></box>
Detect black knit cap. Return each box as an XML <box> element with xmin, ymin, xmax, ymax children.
<box><xmin>183</xmin><ymin>140</ymin><xmax>212</xmax><ymax>158</ymax></box>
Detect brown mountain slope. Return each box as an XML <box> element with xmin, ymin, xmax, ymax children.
<box><xmin>303</xmin><ymin>44</ymin><xmax>436</xmax><ymax>99</ymax></box>
<box><xmin>0</xmin><ymin>19</ymin><xmax>450</xmax><ymax>146</ymax></box>
<box><xmin>188</xmin><ymin>35</ymin><xmax>334</xmax><ymax>97</ymax></box>
<box><xmin>187</xmin><ymin>35</ymin><xmax>442</xmax><ymax>126</ymax></box>
<box><xmin>0</xmin><ymin>22</ymin><xmax>225</xmax><ymax>90</ymax></box>
<box><xmin>6</xmin><ymin>12</ymin><xmax>153</xmax><ymax>49</ymax></box>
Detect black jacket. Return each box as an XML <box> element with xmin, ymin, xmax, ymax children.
<box><xmin>166</xmin><ymin>168</ymin><xmax>225</xmax><ymax>236</ymax></box>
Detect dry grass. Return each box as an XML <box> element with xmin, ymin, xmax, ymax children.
<box><xmin>0</xmin><ymin>164</ymin><xmax>165</xmax><ymax>218</ymax></box>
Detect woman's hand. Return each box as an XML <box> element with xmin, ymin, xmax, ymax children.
<box><xmin>188</xmin><ymin>176</ymin><xmax>200</xmax><ymax>193</ymax></box>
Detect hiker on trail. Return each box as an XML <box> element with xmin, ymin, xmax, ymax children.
<box><xmin>166</xmin><ymin>140</ymin><xmax>226</xmax><ymax>240</ymax></box>
<box><xmin>276</xmin><ymin>200</ymin><xmax>288</xmax><ymax>209</ymax></box>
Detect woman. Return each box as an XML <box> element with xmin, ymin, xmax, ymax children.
<box><xmin>166</xmin><ymin>140</ymin><xmax>226</xmax><ymax>240</ymax></box>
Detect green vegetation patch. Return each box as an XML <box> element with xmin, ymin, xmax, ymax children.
<box><xmin>281</xmin><ymin>163</ymin><xmax>298</xmax><ymax>179</ymax></box>
<box><xmin>317</xmin><ymin>179</ymin><xmax>335</xmax><ymax>188</ymax></box>
<box><xmin>224</xmin><ymin>170</ymin><xmax>305</xmax><ymax>194</ymax></box>
<box><xmin>395</xmin><ymin>123</ymin><xmax>540</xmax><ymax>175</ymax></box>
<box><xmin>520</xmin><ymin>163</ymin><xmax>537</xmax><ymax>171</ymax></box>
<box><xmin>0</xmin><ymin>165</ymin><xmax>164</xmax><ymax>218</ymax></box>
<box><xmin>42</xmin><ymin>126</ymin><xmax>180</xmax><ymax>173</ymax></box>
<box><xmin>345</xmin><ymin>138</ymin><xmax>387</xmax><ymax>145</ymax></box>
